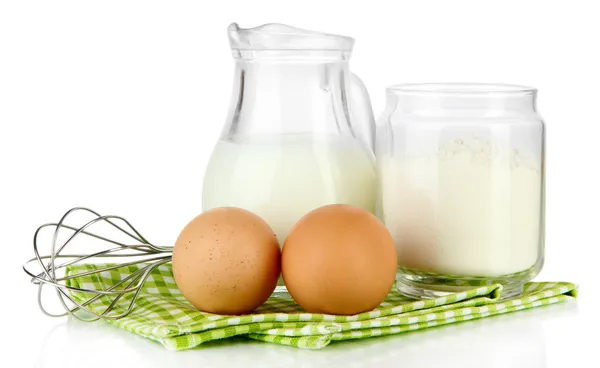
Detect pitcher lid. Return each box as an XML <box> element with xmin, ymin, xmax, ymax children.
<box><xmin>227</xmin><ymin>23</ymin><xmax>355</xmax><ymax>51</ymax></box>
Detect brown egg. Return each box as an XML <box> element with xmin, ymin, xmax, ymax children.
<box><xmin>282</xmin><ymin>204</ymin><xmax>397</xmax><ymax>315</ymax></box>
<box><xmin>172</xmin><ymin>207</ymin><xmax>281</xmax><ymax>315</ymax></box>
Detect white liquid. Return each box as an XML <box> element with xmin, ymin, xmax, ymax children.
<box><xmin>202</xmin><ymin>135</ymin><xmax>377</xmax><ymax>245</ymax></box>
<box><xmin>380</xmin><ymin>138</ymin><xmax>542</xmax><ymax>276</ymax></box>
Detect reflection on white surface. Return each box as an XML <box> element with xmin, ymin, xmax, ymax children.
<box><xmin>34</xmin><ymin>302</ymin><xmax>577</xmax><ymax>368</ymax></box>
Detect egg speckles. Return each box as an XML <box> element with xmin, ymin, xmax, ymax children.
<box><xmin>172</xmin><ymin>207</ymin><xmax>281</xmax><ymax>315</ymax></box>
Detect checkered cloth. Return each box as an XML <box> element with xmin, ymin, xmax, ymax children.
<box><xmin>65</xmin><ymin>263</ymin><xmax>578</xmax><ymax>350</ymax></box>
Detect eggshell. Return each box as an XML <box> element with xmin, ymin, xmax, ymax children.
<box><xmin>172</xmin><ymin>207</ymin><xmax>281</xmax><ymax>315</ymax></box>
<box><xmin>282</xmin><ymin>204</ymin><xmax>397</xmax><ymax>315</ymax></box>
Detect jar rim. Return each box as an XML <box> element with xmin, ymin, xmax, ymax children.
<box><xmin>387</xmin><ymin>83</ymin><xmax>536</xmax><ymax>95</ymax></box>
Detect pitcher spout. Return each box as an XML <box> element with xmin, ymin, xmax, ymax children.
<box><xmin>227</xmin><ymin>22</ymin><xmax>355</xmax><ymax>52</ymax></box>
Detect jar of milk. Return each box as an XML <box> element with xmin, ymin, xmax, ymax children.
<box><xmin>202</xmin><ymin>23</ymin><xmax>377</xmax><ymax>290</ymax></box>
<box><xmin>376</xmin><ymin>83</ymin><xmax>545</xmax><ymax>299</ymax></box>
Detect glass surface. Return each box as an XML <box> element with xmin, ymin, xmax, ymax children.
<box><xmin>376</xmin><ymin>83</ymin><xmax>545</xmax><ymax>299</ymax></box>
<box><xmin>202</xmin><ymin>23</ymin><xmax>377</xmax><ymax>290</ymax></box>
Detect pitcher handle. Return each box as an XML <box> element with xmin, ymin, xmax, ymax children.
<box><xmin>349</xmin><ymin>73</ymin><xmax>376</xmax><ymax>152</ymax></box>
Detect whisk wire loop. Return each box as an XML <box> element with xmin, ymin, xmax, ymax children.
<box><xmin>23</xmin><ymin>207</ymin><xmax>173</xmax><ymax>321</ymax></box>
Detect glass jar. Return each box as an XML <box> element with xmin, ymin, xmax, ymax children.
<box><xmin>376</xmin><ymin>83</ymin><xmax>545</xmax><ymax>299</ymax></box>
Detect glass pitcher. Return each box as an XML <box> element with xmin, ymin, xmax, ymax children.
<box><xmin>202</xmin><ymin>23</ymin><xmax>377</xmax><ymax>250</ymax></box>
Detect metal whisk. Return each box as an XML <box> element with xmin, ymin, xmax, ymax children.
<box><xmin>22</xmin><ymin>207</ymin><xmax>173</xmax><ymax>322</ymax></box>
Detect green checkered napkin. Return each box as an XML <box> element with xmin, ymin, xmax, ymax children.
<box><xmin>65</xmin><ymin>263</ymin><xmax>577</xmax><ymax>350</ymax></box>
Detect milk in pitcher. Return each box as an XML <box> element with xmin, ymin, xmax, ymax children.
<box><xmin>202</xmin><ymin>134</ymin><xmax>377</xmax><ymax>245</ymax></box>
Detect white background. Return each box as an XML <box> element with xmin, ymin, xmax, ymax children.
<box><xmin>1</xmin><ymin>0</ymin><xmax>598</xmax><ymax>367</ymax></box>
